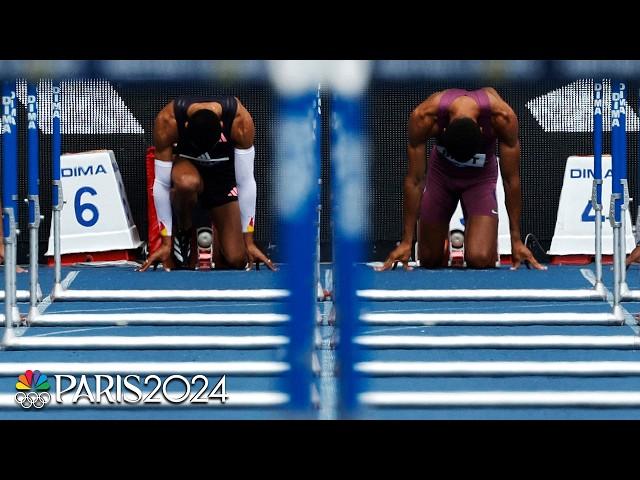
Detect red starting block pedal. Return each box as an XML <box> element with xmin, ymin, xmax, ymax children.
<box><xmin>448</xmin><ymin>229</ymin><xmax>466</xmax><ymax>268</ymax></box>
<box><xmin>196</xmin><ymin>226</ymin><xmax>215</xmax><ymax>270</ymax></box>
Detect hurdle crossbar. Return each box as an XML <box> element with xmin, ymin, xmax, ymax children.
<box><xmin>0</xmin><ymin>392</ymin><xmax>289</xmax><ymax>408</ymax></box>
<box><xmin>360</xmin><ymin>391</ymin><xmax>640</xmax><ymax>408</ymax></box>
<box><xmin>0</xmin><ymin>291</ymin><xmax>31</xmax><ymax>302</ymax></box>
<box><xmin>0</xmin><ymin>361</ymin><xmax>289</xmax><ymax>376</ymax></box>
<box><xmin>354</xmin><ymin>335</ymin><xmax>640</xmax><ymax>349</ymax></box>
<box><xmin>2</xmin><ymin>333</ymin><xmax>289</xmax><ymax>350</ymax></box>
<box><xmin>357</xmin><ymin>288</ymin><xmax>606</xmax><ymax>301</ymax></box>
<box><xmin>11</xmin><ymin>312</ymin><xmax>289</xmax><ymax>326</ymax></box>
<box><xmin>360</xmin><ymin>312</ymin><xmax>621</xmax><ymax>325</ymax></box>
<box><xmin>51</xmin><ymin>288</ymin><xmax>290</xmax><ymax>302</ymax></box>
<box><xmin>622</xmin><ymin>291</ymin><xmax>640</xmax><ymax>301</ymax></box>
<box><xmin>356</xmin><ymin>361</ymin><xmax>640</xmax><ymax>376</ymax></box>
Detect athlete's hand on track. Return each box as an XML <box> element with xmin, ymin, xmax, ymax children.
<box><xmin>138</xmin><ymin>240</ymin><xmax>174</xmax><ymax>272</ymax></box>
<box><xmin>626</xmin><ymin>245</ymin><xmax>640</xmax><ymax>270</ymax></box>
<box><xmin>510</xmin><ymin>241</ymin><xmax>546</xmax><ymax>270</ymax></box>
<box><xmin>375</xmin><ymin>242</ymin><xmax>414</xmax><ymax>271</ymax></box>
<box><xmin>246</xmin><ymin>242</ymin><xmax>277</xmax><ymax>272</ymax></box>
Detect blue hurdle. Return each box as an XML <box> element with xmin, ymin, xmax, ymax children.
<box><xmin>277</xmin><ymin>88</ymin><xmax>320</xmax><ymax>414</ymax></box>
<box><xmin>592</xmin><ymin>80</ymin><xmax>604</xmax><ymax>293</ymax></box>
<box><xmin>51</xmin><ymin>81</ymin><xmax>63</xmax><ymax>296</ymax></box>
<box><xmin>27</xmin><ymin>82</ymin><xmax>42</xmax><ymax>320</ymax></box>
<box><xmin>610</xmin><ymin>81</ymin><xmax>626</xmax><ymax>317</ymax></box>
<box><xmin>616</xmin><ymin>82</ymin><xmax>630</xmax><ymax>296</ymax></box>
<box><xmin>2</xmin><ymin>80</ymin><xmax>20</xmax><ymax>328</ymax></box>
<box><xmin>601</xmin><ymin>80</ymin><xmax>640</xmax><ymax>303</ymax></box>
<box><xmin>332</xmin><ymin>90</ymin><xmax>367</xmax><ymax>418</ymax></box>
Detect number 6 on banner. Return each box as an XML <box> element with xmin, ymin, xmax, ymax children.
<box><xmin>74</xmin><ymin>186</ymin><xmax>100</xmax><ymax>227</ymax></box>
<box><xmin>45</xmin><ymin>150</ymin><xmax>142</xmax><ymax>257</ymax></box>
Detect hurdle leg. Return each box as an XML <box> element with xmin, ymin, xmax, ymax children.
<box><xmin>329</xmin><ymin>63</ymin><xmax>372</xmax><ymax>417</ymax></box>
<box><xmin>52</xmin><ymin>82</ymin><xmax>64</xmax><ymax>297</ymax></box>
<box><xmin>593</xmin><ymin>187</ymin><xmax>605</xmax><ymax>295</ymax></box>
<box><xmin>592</xmin><ymin>80</ymin><xmax>605</xmax><ymax>294</ymax></box>
<box><xmin>26</xmin><ymin>82</ymin><xmax>42</xmax><ymax>321</ymax></box>
<box><xmin>611</xmin><ymin>223</ymin><xmax>623</xmax><ymax>322</ymax></box>
<box><xmin>610</xmin><ymin>80</ymin><xmax>625</xmax><ymax>321</ymax></box>
<box><xmin>2</xmin><ymin>80</ymin><xmax>21</xmax><ymax>332</ymax></box>
<box><xmin>269</xmin><ymin>68</ymin><xmax>320</xmax><ymax>414</ymax></box>
<box><xmin>620</xmin><ymin>179</ymin><xmax>631</xmax><ymax>297</ymax></box>
<box><xmin>316</xmin><ymin>178</ymin><xmax>324</xmax><ymax>299</ymax></box>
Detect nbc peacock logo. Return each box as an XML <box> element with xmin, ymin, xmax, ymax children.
<box><xmin>15</xmin><ymin>370</ymin><xmax>52</xmax><ymax>409</ymax></box>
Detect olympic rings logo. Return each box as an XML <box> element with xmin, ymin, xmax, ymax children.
<box><xmin>15</xmin><ymin>391</ymin><xmax>51</xmax><ymax>409</ymax></box>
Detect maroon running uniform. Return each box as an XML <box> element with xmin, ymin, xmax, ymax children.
<box><xmin>420</xmin><ymin>89</ymin><xmax>499</xmax><ymax>223</ymax></box>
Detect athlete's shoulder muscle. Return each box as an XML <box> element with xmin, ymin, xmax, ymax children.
<box><xmin>153</xmin><ymin>101</ymin><xmax>178</xmax><ymax>151</ymax></box>
<box><xmin>409</xmin><ymin>92</ymin><xmax>442</xmax><ymax>144</ymax></box>
<box><xmin>231</xmin><ymin>98</ymin><xmax>254</xmax><ymax>149</ymax></box>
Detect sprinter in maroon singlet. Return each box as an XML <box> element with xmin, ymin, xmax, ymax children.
<box><xmin>378</xmin><ymin>87</ymin><xmax>544</xmax><ymax>270</ymax></box>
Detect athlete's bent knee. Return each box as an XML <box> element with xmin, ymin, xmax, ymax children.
<box><xmin>172</xmin><ymin>173</ymin><xmax>201</xmax><ymax>194</ymax></box>
<box><xmin>465</xmin><ymin>251</ymin><xmax>496</xmax><ymax>269</ymax></box>
<box><xmin>419</xmin><ymin>252</ymin><xmax>446</xmax><ymax>269</ymax></box>
<box><xmin>224</xmin><ymin>252</ymin><xmax>248</xmax><ymax>270</ymax></box>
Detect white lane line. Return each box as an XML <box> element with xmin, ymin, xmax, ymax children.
<box><xmin>53</xmin><ymin>302</ymin><xmax>274</xmax><ymax>314</ymax></box>
<box><xmin>34</xmin><ymin>326</ymin><xmax>121</xmax><ymax>337</ymax></box>
<box><xmin>364</xmin><ymin>302</ymin><xmax>601</xmax><ymax>315</ymax></box>
<box><xmin>366</xmin><ymin>326</ymin><xmax>432</xmax><ymax>335</ymax></box>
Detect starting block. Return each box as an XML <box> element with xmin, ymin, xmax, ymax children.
<box><xmin>196</xmin><ymin>226</ymin><xmax>215</xmax><ymax>270</ymax></box>
<box><xmin>448</xmin><ymin>229</ymin><xmax>466</xmax><ymax>268</ymax></box>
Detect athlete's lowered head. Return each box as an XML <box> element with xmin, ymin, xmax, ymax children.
<box><xmin>439</xmin><ymin>116</ymin><xmax>483</xmax><ymax>163</ymax></box>
<box><xmin>185</xmin><ymin>109</ymin><xmax>222</xmax><ymax>153</ymax></box>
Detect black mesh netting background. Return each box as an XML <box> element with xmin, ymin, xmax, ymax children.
<box><xmin>2</xmin><ymin>78</ymin><xmax>637</xmax><ymax>263</ymax></box>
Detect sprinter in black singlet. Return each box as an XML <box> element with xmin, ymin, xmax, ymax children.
<box><xmin>139</xmin><ymin>95</ymin><xmax>275</xmax><ymax>272</ymax></box>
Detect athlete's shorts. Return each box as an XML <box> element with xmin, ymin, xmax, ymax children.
<box><xmin>198</xmin><ymin>182</ymin><xmax>239</xmax><ymax>210</ymax></box>
<box><xmin>420</xmin><ymin>165</ymin><xmax>498</xmax><ymax>224</ymax></box>
<box><xmin>194</xmin><ymin>162</ymin><xmax>239</xmax><ymax>210</ymax></box>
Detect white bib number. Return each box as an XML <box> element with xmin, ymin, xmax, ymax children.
<box><xmin>436</xmin><ymin>145</ymin><xmax>486</xmax><ymax>168</ymax></box>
